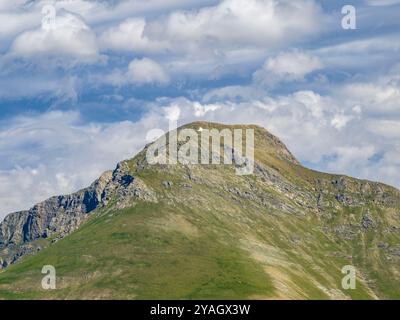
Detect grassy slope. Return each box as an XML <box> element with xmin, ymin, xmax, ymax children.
<box><xmin>0</xmin><ymin>122</ymin><xmax>399</xmax><ymax>299</ymax></box>
<box><xmin>0</xmin><ymin>202</ymin><xmax>275</xmax><ymax>299</ymax></box>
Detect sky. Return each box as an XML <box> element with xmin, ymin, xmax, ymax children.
<box><xmin>0</xmin><ymin>0</ymin><xmax>400</xmax><ymax>220</ymax></box>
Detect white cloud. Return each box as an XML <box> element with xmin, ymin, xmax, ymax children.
<box><xmin>366</xmin><ymin>120</ymin><xmax>400</xmax><ymax>138</ymax></box>
<box><xmin>73</xmin><ymin>0</ymin><xmax>219</xmax><ymax>25</ymax></box>
<box><xmin>0</xmin><ymin>0</ymin><xmax>335</xmax><ymax>87</ymax></box>
<box><xmin>337</xmin><ymin>81</ymin><xmax>400</xmax><ymax>115</ymax></box>
<box><xmin>192</xmin><ymin>101</ymin><xmax>220</xmax><ymax>117</ymax></box>
<box><xmin>147</xmin><ymin>0</ymin><xmax>326</xmax><ymax>55</ymax></box>
<box><xmin>0</xmin><ymin>1</ymin><xmax>40</xmax><ymax>46</ymax></box>
<box><xmin>104</xmin><ymin>57</ymin><xmax>169</xmax><ymax>86</ymax></box>
<box><xmin>0</xmin><ymin>0</ymin><xmax>23</xmax><ymax>11</ymax></box>
<box><xmin>330</xmin><ymin>113</ymin><xmax>352</xmax><ymax>130</ymax></box>
<box><xmin>326</xmin><ymin>146</ymin><xmax>376</xmax><ymax>173</ymax></box>
<box><xmin>253</xmin><ymin>50</ymin><xmax>323</xmax><ymax>86</ymax></box>
<box><xmin>266</xmin><ymin>51</ymin><xmax>322</xmax><ymax>78</ymax></box>
<box><xmin>99</xmin><ymin>17</ymin><xmax>169</xmax><ymax>53</ymax></box>
<box><xmin>0</xmin><ymin>12</ymin><xmax>39</xmax><ymax>43</ymax></box>
<box><xmin>11</xmin><ymin>9</ymin><xmax>98</xmax><ymax>58</ymax></box>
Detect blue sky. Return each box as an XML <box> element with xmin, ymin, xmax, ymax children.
<box><xmin>0</xmin><ymin>0</ymin><xmax>400</xmax><ymax>219</ymax></box>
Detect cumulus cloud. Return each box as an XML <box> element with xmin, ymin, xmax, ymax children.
<box><xmin>0</xmin><ymin>12</ymin><xmax>39</xmax><ymax>44</ymax></box>
<box><xmin>11</xmin><ymin>9</ymin><xmax>98</xmax><ymax>58</ymax></box>
<box><xmin>0</xmin><ymin>1</ymin><xmax>40</xmax><ymax>46</ymax></box>
<box><xmin>336</xmin><ymin>78</ymin><xmax>400</xmax><ymax>115</ymax></box>
<box><xmin>72</xmin><ymin>0</ymin><xmax>219</xmax><ymax>25</ymax></box>
<box><xmin>99</xmin><ymin>17</ymin><xmax>169</xmax><ymax>53</ymax></box>
<box><xmin>253</xmin><ymin>50</ymin><xmax>323</xmax><ymax>86</ymax></box>
<box><xmin>146</xmin><ymin>0</ymin><xmax>327</xmax><ymax>56</ymax></box>
<box><xmin>127</xmin><ymin>57</ymin><xmax>169</xmax><ymax>84</ymax></box>
<box><xmin>104</xmin><ymin>57</ymin><xmax>169</xmax><ymax>86</ymax></box>
<box><xmin>366</xmin><ymin>120</ymin><xmax>400</xmax><ymax>138</ymax></box>
<box><xmin>0</xmin><ymin>0</ymin><xmax>344</xmax><ymax>94</ymax></box>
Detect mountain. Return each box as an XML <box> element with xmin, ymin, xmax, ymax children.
<box><xmin>0</xmin><ymin>121</ymin><xmax>400</xmax><ymax>299</ymax></box>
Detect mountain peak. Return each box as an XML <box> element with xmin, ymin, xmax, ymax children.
<box><xmin>175</xmin><ymin>121</ymin><xmax>300</xmax><ymax>165</ymax></box>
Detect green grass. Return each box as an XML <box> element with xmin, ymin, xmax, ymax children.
<box><xmin>0</xmin><ymin>203</ymin><xmax>275</xmax><ymax>299</ymax></box>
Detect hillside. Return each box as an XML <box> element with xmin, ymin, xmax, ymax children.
<box><xmin>0</xmin><ymin>121</ymin><xmax>400</xmax><ymax>299</ymax></box>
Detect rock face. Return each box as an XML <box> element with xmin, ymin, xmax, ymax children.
<box><xmin>0</xmin><ymin>161</ymin><xmax>156</xmax><ymax>268</ymax></box>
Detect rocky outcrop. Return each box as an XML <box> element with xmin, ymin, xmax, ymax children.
<box><xmin>0</xmin><ymin>161</ymin><xmax>156</xmax><ymax>268</ymax></box>
<box><xmin>0</xmin><ymin>170</ymin><xmax>112</xmax><ymax>247</ymax></box>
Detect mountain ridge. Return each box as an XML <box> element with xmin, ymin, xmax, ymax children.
<box><xmin>0</xmin><ymin>121</ymin><xmax>399</xmax><ymax>299</ymax></box>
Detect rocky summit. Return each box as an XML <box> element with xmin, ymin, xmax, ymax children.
<box><xmin>0</xmin><ymin>122</ymin><xmax>399</xmax><ymax>299</ymax></box>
